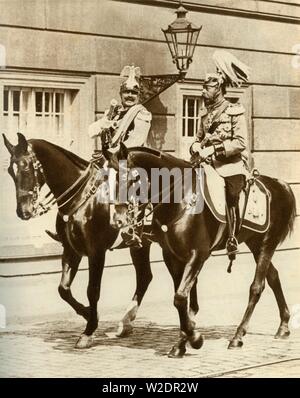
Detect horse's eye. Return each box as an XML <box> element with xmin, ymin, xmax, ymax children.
<box><xmin>19</xmin><ymin>160</ymin><xmax>30</xmax><ymax>170</ymax></box>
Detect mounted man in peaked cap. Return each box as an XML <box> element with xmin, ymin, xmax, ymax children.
<box><xmin>88</xmin><ymin>65</ymin><xmax>152</xmax><ymax>157</ymax></box>
<box><xmin>190</xmin><ymin>50</ymin><xmax>251</xmax><ymax>260</ymax></box>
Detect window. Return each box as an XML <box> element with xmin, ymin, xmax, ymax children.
<box><xmin>3</xmin><ymin>87</ymin><xmax>73</xmax><ymax>144</ymax></box>
<box><xmin>182</xmin><ymin>96</ymin><xmax>202</xmax><ymax>138</ymax></box>
<box><xmin>182</xmin><ymin>94</ymin><xmax>240</xmax><ymax>139</ymax></box>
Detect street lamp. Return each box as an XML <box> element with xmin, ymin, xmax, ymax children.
<box><xmin>162</xmin><ymin>2</ymin><xmax>202</xmax><ymax>77</ymax></box>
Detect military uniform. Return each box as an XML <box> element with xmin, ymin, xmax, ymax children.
<box><xmin>88</xmin><ymin>104</ymin><xmax>152</xmax><ymax>149</ymax></box>
<box><xmin>88</xmin><ymin>65</ymin><xmax>152</xmax><ymax>149</ymax></box>
<box><xmin>196</xmin><ymin>99</ymin><xmax>249</xmax><ymax>178</ymax></box>
<box><xmin>88</xmin><ymin>65</ymin><xmax>152</xmax><ymax>248</ymax></box>
<box><xmin>193</xmin><ymin>96</ymin><xmax>249</xmax><ymax>258</ymax></box>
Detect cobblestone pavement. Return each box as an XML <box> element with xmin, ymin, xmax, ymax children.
<box><xmin>0</xmin><ymin>249</ymin><xmax>300</xmax><ymax>378</ymax></box>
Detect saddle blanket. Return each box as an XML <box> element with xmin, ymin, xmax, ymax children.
<box><xmin>199</xmin><ymin>164</ymin><xmax>271</xmax><ymax>233</ymax></box>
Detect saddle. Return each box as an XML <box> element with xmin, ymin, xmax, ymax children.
<box><xmin>198</xmin><ymin>164</ymin><xmax>271</xmax><ymax>234</ymax></box>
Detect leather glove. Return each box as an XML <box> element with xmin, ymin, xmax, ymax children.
<box><xmin>190</xmin><ymin>143</ymin><xmax>214</xmax><ymax>165</ymax></box>
<box><xmin>88</xmin><ymin>117</ymin><xmax>117</xmax><ymax>138</ymax></box>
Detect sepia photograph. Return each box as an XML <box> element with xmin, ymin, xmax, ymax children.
<box><xmin>0</xmin><ymin>0</ymin><xmax>299</xmax><ymax>380</ymax></box>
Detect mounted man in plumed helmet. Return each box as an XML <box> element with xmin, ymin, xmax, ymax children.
<box><xmin>88</xmin><ymin>65</ymin><xmax>152</xmax><ymax>248</ymax></box>
<box><xmin>88</xmin><ymin>65</ymin><xmax>152</xmax><ymax>160</ymax></box>
<box><xmin>190</xmin><ymin>50</ymin><xmax>251</xmax><ymax>260</ymax></box>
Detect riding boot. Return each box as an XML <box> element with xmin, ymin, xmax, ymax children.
<box><xmin>226</xmin><ymin>206</ymin><xmax>239</xmax><ymax>260</ymax></box>
<box><xmin>119</xmin><ymin>200</ymin><xmax>143</xmax><ymax>248</ymax></box>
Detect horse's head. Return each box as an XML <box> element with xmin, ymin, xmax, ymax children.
<box><xmin>3</xmin><ymin>133</ymin><xmax>44</xmax><ymax>220</ymax></box>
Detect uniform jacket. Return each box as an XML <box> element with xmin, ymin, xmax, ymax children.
<box><xmin>196</xmin><ymin>99</ymin><xmax>249</xmax><ymax>177</ymax></box>
<box><xmin>88</xmin><ymin>104</ymin><xmax>152</xmax><ymax>148</ymax></box>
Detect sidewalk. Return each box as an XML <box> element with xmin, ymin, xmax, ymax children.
<box><xmin>0</xmin><ymin>249</ymin><xmax>299</xmax><ymax>378</ymax></box>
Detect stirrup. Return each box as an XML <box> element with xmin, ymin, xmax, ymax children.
<box><xmin>226</xmin><ymin>236</ymin><xmax>238</xmax><ymax>274</ymax></box>
<box><xmin>226</xmin><ymin>236</ymin><xmax>239</xmax><ymax>257</ymax></box>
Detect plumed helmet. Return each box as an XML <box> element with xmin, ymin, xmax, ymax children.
<box><xmin>212</xmin><ymin>50</ymin><xmax>250</xmax><ymax>88</ymax></box>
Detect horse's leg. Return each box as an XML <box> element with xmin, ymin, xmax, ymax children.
<box><xmin>116</xmin><ymin>244</ymin><xmax>152</xmax><ymax>337</ymax></box>
<box><xmin>75</xmin><ymin>250</ymin><xmax>106</xmax><ymax>349</ymax></box>
<box><xmin>169</xmin><ymin>250</ymin><xmax>207</xmax><ymax>358</ymax></box>
<box><xmin>228</xmin><ymin>239</ymin><xmax>274</xmax><ymax>349</ymax></box>
<box><xmin>58</xmin><ymin>247</ymin><xmax>90</xmax><ymax>320</ymax></box>
<box><xmin>161</xmin><ymin>249</ymin><xmax>187</xmax><ymax>357</ymax></box>
<box><xmin>189</xmin><ymin>278</ymin><xmax>199</xmax><ymax>329</ymax></box>
<box><xmin>267</xmin><ymin>262</ymin><xmax>290</xmax><ymax>339</ymax></box>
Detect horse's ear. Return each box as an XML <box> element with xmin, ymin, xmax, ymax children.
<box><xmin>17</xmin><ymin>132</ymin><xmax>28</xmax><ymax>153</ymax></box>
<box><xmin>2</xmin><ymin>133</ymin><xmax>14</xmax><ymax>155</ymax></box>
<box><xmin>118</xmin><ymin>142</ymin><xmax>129</xmax><ymax>160</ymax></box>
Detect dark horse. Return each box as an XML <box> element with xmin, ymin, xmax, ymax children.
<box><xmin>3</xmin><ymin>133</ymin><xmax>154</xmax><ymax>348</ymax></box>
<box><xmin>105</xmin><ymin>143</ymin><xmax>296</xmax><ymax>357</ymax></box>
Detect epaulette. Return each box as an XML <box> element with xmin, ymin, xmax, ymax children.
<box><xmin>226</xmin><ymin>103</ymin><xmax>245</xmax><ymax>116</ymax></box>
<box><xmin>137</xmin><ymin>108</ymin><xmax>152</xmax><ymax>121</ymax></box>
<box><xmin>199</xmin><ymin>107</ymin><xmax>208</xmax><ymax>117</ymax></box>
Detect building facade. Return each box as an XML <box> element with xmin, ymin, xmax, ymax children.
<box><xmin>0</xmin><ymin>0</ymin><xmax>299</xmax><ymax>258</ymax></box>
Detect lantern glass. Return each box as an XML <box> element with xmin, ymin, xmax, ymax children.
<box><xmin>162</xmin><ymin>4</ymin><xmax>201</xmax><ymax>73</ymax></box>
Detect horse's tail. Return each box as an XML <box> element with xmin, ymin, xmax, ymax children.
<box><xmin>278</xmin><ymin>180</ymin><xmax>297</xmax><ymax>244</ymax></box>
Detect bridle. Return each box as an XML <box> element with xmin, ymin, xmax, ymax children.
<box><xmin>11</xmin><ymin>145</ymin><xmax>52</xmax><ymax>218</ymax></box>
<box><xmin>13</xmin><ymin>145</ymin><xmax>95</xmax><ymax>219</ymax></box>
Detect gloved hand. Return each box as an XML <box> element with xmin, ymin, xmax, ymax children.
<box><xmin>88</xmin><ymin>117</ymin><xmax>118</xmax><ymax>138</ymax></box>
<box><xmin>198</xmin><ymin>146</ymin><xmax>214</xmax><ymax>160</ymax></box>
<box><xmin>190</xmin><ymin>143</ymin><xmax>214</xmax><ymax>166</ymax></box>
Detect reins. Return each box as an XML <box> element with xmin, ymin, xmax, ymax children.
<box><xmin>27</xmin><ymin>145</ymin><xmax>97</xmax><ymax>219</ymax></box>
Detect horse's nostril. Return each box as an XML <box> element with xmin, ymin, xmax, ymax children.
<box><xmin>22</xmin><ymin>212</ymin><xmax>31</xmax><ymax>220</ymax></box>
<box><xmin>116</xmin><ymin>220</ymin><xmax>123</xmax><ymax>228</ymax></box>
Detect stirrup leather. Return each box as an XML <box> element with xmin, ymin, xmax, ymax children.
<box><xmin>226</xmin><ymin>206</ymin><xmax>239</xmax><ymax>260</ymax></box>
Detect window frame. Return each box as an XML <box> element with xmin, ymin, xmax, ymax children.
<box><xmin>0</xmin><ymin>72</ymin><xmax>87</xmax><ymax>147</ymax></box>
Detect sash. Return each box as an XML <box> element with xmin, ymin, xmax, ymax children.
<box><xmin>111</xmin><ymin>104</ymin><xmax>144</xmax><ymax>147</ymax></box>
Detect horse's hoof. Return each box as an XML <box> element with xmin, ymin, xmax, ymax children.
<box><xmin>274</xmin><ymin>328</ymin><xmax>290</xmax><ymax>339</ymax></box>
<box><xmin>168</xmin><ymin>345</ymin><xmax>186</xmax><ymax>358</ymax></box>
<box><xmin>115</xmin><ymin>322</ymin><xmax>133</xmax><ymax>338</ymax></box>
<box><xmin>75</xmin><ymin>334</ymin><xmax>93</xmax><ymax>349</ymax></box>
<box><xmin>188</xmin><ymin>331</ymin><xmax>204</xmax><ymax>350</ymax></box>
<box><xmin>228</xmin><ymin>338</ymin><xmax>243</xmax><ymax>349</ymax></box>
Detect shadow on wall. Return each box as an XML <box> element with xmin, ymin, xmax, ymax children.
<box><xmin>146</xmin><ymin>96</ymin><xmax>168</xmax><ymax>150</ymax></box>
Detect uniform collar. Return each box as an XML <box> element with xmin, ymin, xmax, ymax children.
<box><xmin>206</xmin><ymin>98</ymin><xmax>228</xmax><ymax>113</ymax></box>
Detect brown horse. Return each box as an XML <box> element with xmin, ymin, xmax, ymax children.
<box><xmin>105</xmin><ymin>143</ymin><xmax>296</xmax><ymax>357</ymax></box>
<box><xmin>3</xmin><ymin>133</ymin><xmax>155</xmax><ymax>348</ymax></box>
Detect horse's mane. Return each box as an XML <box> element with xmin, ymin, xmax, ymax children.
<box><xmin>29</xmin><ymin>139</ymin><xmax>89</xmax><ymax>170</ymax></box>
<box><xmin>128</xmin><ymin>146</ymin><xmax>192</xmax><ymax>169</ymax></box>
